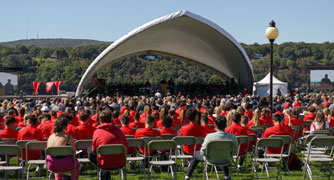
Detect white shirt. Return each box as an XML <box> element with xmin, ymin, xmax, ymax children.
<box><xmin>155</xmin><ymin>92</ymin><xmax>162</xmax><ymax>98</ymax></box>
<box><xmin>310</xmin><ymin>121</ymin><xmax>329</xmax><ymax>132</ymax></box>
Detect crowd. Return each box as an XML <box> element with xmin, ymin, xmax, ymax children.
<box><xmin>0</xmin><ymin>92</ymin><xmax>333</xmax><ymax>179</ymax></box>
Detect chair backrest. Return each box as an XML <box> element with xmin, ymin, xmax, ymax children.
<box><xmin>17</xmin><ymin>140</ymin><xmax>37</xmax><ymax>148</ymax></box>
<box><xmin>148</xmin><ymin>140</ymin><xmax>176</xmax><ymax>151</ymax></box>
<box><xmin>312</xmin><ymin>130</ymin><xmax>331</xmax><ymax>136</ymax></box>
<box><xmin>269</xmin><ymin>135</ymin><xmax>292</xmax><ymax>145</ymax></box>
<box><xmin>1</xmin><ymin>138</ymin><xmax>17</xmax><ymax>144</ymax></box>
<box><xmin>292</xmin><ymin>126</ymin><xmax>300</xmax><ymax>132</ymax></box>
<box><xmin>161</xmin><ymin>134</ymin><xmax>176</xmax><ymax>140</ymax></box>
<box><xmin>97</xmin><ymin>144</ymin><xmax>126</xmax><ymax>156</ymax></box>
<box><xmin>172</xmin><ymin>136</ymin><xmax>196</xmax><ymax>145</ymax></box>
<box><xmin>310</xmin><ymin>136</ymin><xmax>334</xmax><ymax>147</ymax></box>
<box><xmin>256</xmin><ymin>138</ymin><xmax>284</xmax><ymax>149</ymax></box>
<box><xmin>237</xmin><ymin>136</ymin><xmax>249</xmax><ymax>144</ymax></box>
<box><xmin>0</xmin><ymin>145</ymin><xmax>22</xmax><ymax>156</ymax></box>
<box><xmin>248</xmin><ymin>134</ymin><xmax>257</xmax><ymax>142</ymax></box>
<box><xmin>75</xmin><ymin>139</ymin><xmax>93</xmax><ymax>150</ymax></box>
<box><xmin>141</xmin><ymin>136</ymin><xmax>162</xmax><ymax>145</ymax></box>
<box><xmin>304</xmin><ymin>120</ymin><xmax>313</xmax><ymax>127</ymax></box>
<box><xmin>205</xmin><ymin>140</ymin><xmax>235</xmax><ymax>164</ymax></box>
<box><xmin>127</xmin><ymin>138</ymin><xmax>145</xmax><ymax>148</ymax></box>
<box><xmin>250</xmin><ymin>127</ymin><xmax>264</xmax><ymax>137</ymax></box>
<box><xmin>306</xmin><ymin>134</ymin><xmax>327</xmax><ymax>143</ymax></box>
<box><xmin>195</xmin><ymin>137</ymin><xmax>204</xmax><ymax>145</ymax></box>
<box><xmin>26</xmin><ymin>141</ymin><xmax>47</xmax><ymax>151</ymax></box>
<box><xmin>125</xmin><ymin>135</ymin><xmax>135</xmax><ymax>139</ymax></box>
<box><xmin>45</xmin><ymin>146</ymin><xmax>75</xmax><ymax>157</ymax></box>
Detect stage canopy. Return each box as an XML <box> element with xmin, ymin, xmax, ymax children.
<box><xmin>253</xmin><ymin>73</ymin><xmax>288</xmax><ymax>97</ymax></box>
<box><xmin>75</xmin><ymin>10</ymin><xmax>253</xmax><ymax>96</ymax></box>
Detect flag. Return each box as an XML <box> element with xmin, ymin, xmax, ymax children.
<box><xmin>55</xmin><ymin>81</ymin><xmax>63</xmax><ymax>94</ymax></box>
<box><xmin>46</xmin><ymin>82</ymin><xmax>55</xmax><ymax>93</ymax></box>
<box><xmin>32</xmin><ymin>81</ymin><xmax>41</xmax><ymax>96</ymax></box>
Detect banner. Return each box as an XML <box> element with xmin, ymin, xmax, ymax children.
<box><xmin>46</xmin><ymin>82</ymin><xmax>55</xmax><ymax>93</ymax></box>
<box><xmin>55</xmin><ymin>81</ymin><xmax>63</xmax><ymax>94</ymax></box>
<box><xmin>32</xmin><ymin>81</ymin><xmax>41</xmax><ymax>96</ymax></box>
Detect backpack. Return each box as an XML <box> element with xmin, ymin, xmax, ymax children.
<box><xmin>288</xmin><ymin>153</ymin><xmax>302</xmax><ymax>170</ymax></box>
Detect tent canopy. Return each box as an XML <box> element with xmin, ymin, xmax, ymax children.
<box><xmin>75</xmin><ymin>10</ymin><xmax>253</xmax><ymax>96</ymax></box>
<box><xmin>254</xmin><ymin>73</ymin><xmax>288</xmax><ymax>97</ymax></box>
<box><xmin>254</xmin><ymin>73</ymin><xmax>287</xmax><ymax>86</ymax></box>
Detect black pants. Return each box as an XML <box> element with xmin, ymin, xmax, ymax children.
<box><xmin>89</xmin><ymin>152</ymin><xmax>110</xmax><ymax>180</ymax></box>
<box><xmin>186</xmin><ymin>151</ymin><xmax>229</xmax><ymax>177</ymax></box>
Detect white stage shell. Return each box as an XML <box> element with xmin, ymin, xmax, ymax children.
<box><xmin>75</xmin><ymin>10</ymin><xmax>253</xmax><ymax>96</ymax></box>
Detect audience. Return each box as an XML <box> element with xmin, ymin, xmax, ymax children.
<box><xmin>0</xmin><ymin>117</ymin><xmax>18</xmax><ymax>139</ymax></box>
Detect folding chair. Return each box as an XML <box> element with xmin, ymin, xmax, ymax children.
<box><xmin>251</xmin><ymin>138</ymin><xmax>284</xmax><ymax>180</ymax></box>
<box><xmin>267</xmin><ymin>135</ymin><xmax>292</xmax><ymax>175</ymax></box>
<box><xmin>75</xmin><ymin>139</ymin><xmax>93</xmax><ymax>164</ymax></box>
<box><xmin>250</xmin><ymin>127</ymin><xmax>264</xmax><ymax>138</ymax></box>
<box><xmin>1</xmin><ymin>138</ymin><xmax>17</xmax><ymax>144</ymax></box>
<box><xmin>203</xmin><ymin>140</ymin><xmax>235</xmax><ymax>180</ymax></box>
<box><xmin>161</xmin><ymin>134</ymin><xmax>177</xmax><ymax>140</ymax></box>
<box><xmin>311</xmin><ymin>130</ymin><xmax>331</xmax><ymax>136</ymax></box>
<box><xmin>248</xmin><ymin>134</ymin><xmax>258</xmax><ymax>158</ymax></box>
<box><xmin>45</xmin><ymin>146</ymin><xmax>77</xmax><ymax>180</ymax></box>
<box><xmin>147</xmin><ymin>140</ymin><xmax>177</xmax><ymax>180</ymax></box>
<box><xmin>0</xmin><ymin>145</ymin><xmax>24</xmax><ymax>180</ymax></box>
<box><xmin>126</xmin><ymin>138</ymin><xmax>145</xmax><ymax>176</ymax></box>
<box><xmin>96</xmin><ymin>144</ymin><xmax>127</xmax><ymax>180</ymax></box>
<box><xmin>234</xmin><ymin>136</ymin><xmax>249</xmax><ymax>172</ymax></box>
<box><xmin>302</xmin><ymin>136</ymin><xmax>334</xmax><ymax>180</ymax></box>
<box><xmin>16</xmin><ymin>140</ymin><xmax>38</xmax><ymax>165</ymax></box>
<box><xmin>25</xmin><ymin>141</ymin><xmax>47</xmax><ymax>179</ymax></box>
<box><xmin>125</xmin><ymin>135</ymin><xmax>135</xmax><ymax>139</ymax></box>
<box><xmin>171</xmin><ymin>136</ymin><xmax>196</xmax><ymax>171</ymax></box>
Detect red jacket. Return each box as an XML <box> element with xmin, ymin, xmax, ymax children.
<box><xmin>129</xmin><ymin>121</ymin><xmax>145</xmax><ymax>129</ymax></box>
<box><xmin>0</xmin><ymin>128</ymin><xmax>18</xmax><ymax>139</ymax></box>
<box><xmin>263</xmin><ymin>124</ymin><xmax>292</xmax><ymax>154</ymax></box>
<box><xmin>159</xmin><ymin>127</ymin><xmax>177</xmax><ymax>135</ymax></box>
<box><xmin>135</xmin><ymin>128</ymin><xmax>161</xmax><ymax>155</ymax></box>
<box><xmin>77</xmin><ymin>123</ymin><xmax>96</xmax><ymax>139</ymax></box>
<box><xmin>37</xmin><ymin>121</ymin><xmax>53</xmax><ymax>139</ymax></box>
<box><xmin>202</xmin><ymin>124</ymin><xmax>215</xmax><ymax>134</ymax></box>
<box><xmin>65</xmin><ymin>123</ymin><xmax>79</xmax><ymax>139</ymax></box>
<box><xmin>225</xmin><ymin>123</ymin><xmax>248</xmax><ymax>155</ymax></box>
<box><xmin>120</xmin><ymin>125</ymin><xmax>136</xmax><ymax>136</ymax></box>
<box><xmin>92</xmin><ymin>123</ymin><xmax>128</xmax><ymax>169</ymax></box>
<box><xmin>17</xmin><ymin>125</ymin><xmax>43</xmax><ymax>160</ymax></box>
<box><xmin>180</xmin><ymin>123</ymin><xmax>205</xmax><ymax>155</ymax></box>
<box><xmin>244</xmin><ymin>110</ymin><xmax>253</xmax><ymax>120</ymax></box>
<box><xmin>303</xmin><ymin>112</ymin><xmax>316</xmax><ymax>131</ymax></box>
<box><xmin>0</xmin><ymin>116</ymin><xmax>4</xmax><ymax>129</ymax></box>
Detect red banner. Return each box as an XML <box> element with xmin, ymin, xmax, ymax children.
<box><xmin>55</xmin><ymin>81</ymin><xmax>63</xmax><ymax>94</ymax></box>
<box><xmin>46</xmin><ymin>82</ymin><xmax>55</xmax><ymax>93</ymax></box>
<box><xmin>32</xmin><ymin>81</ymin><xmax>41</xmax><ymax>96</ymax></box>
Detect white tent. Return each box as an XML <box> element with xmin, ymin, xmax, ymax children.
<box><xmin>254</xmin><ymin>73</ymin><xmax>288</xmax><ymax>97</ymax></box>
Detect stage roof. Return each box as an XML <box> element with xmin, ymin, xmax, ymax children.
<box><xmin>75</xmin><ymin>10</ymin><xmax>253</xmax><ymax>96</ymax></box>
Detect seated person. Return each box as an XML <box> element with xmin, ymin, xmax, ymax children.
<box><xmin>184</xmin><ymin>116</ymin><xmax>238</xmax><ymax>180</ymax></box>
<box><xmin>77</xmin><ymin>111</ymin><xmax>96</xmax><ymax>139</ymax></box>
<box><xmin>46</xmin><ymin>117</ymin><xmax>80</xmax><ymax>180</ymax></box>
<box><xmin>180</xmin><ymin>108</ymin><xmax>205</xmax><ymax>155</ymax></box>
<box><xmin>247</xmin><ymin>109</ymin><xmax>264</xmax><ymax>128</ymax></box>
<box><xmin>303</xmin><ymin>106</ymin><xmax>316</xmax><ymax>131</ymax></box>
<box><xmin>0</xmin><ymin>117</ymin><xmax>18</xmax><ymax>139</ymax></box>
<box><xmin>240</xmin><ymin>115</ymin><xmax>256</xmax><ymax>152</ymax></box>
<box><xmin>59</xmin><ymin>113</ymin><xmax>79</xmax><ymax>139</ymax></box>
<box><xmin>120</xmin><ymin>115</ymin><xmax>136</xmax><ymax>136</ymax></box>
<box><xmin>18</xmin><ymin>115</ymin><xmax>43</xmax><ymax>160</ymax></box>
<box><xmin>135</xmin><ymin>115</ymin><xmax>162</xmax><ymax>155</ymax></box>
<box><xmin>89</xmin><ymin>110</ymin><xmax>128</xmax><ymax>180</ymax></box>
<box><xmin>311</xmin><ymin>111</ymin><xmax>329</xmax><ymax>132</ymax></box>
<box><xmin>129</xmin><ymin>112</ymin><xmax>145</xmax><ymax>129</ymax></box>
<box><xmin>159</xmin><ymin>116</ymin><xmax>177</xmax><ymax>135</ymax></box>
<box><xmin>37</xmin><ymin>114</ymin><xmax>53</xmax><ymax>139</ymax></box>
<box><xmin>201</xmin><ymin>116</ymin><xmax>215</xmax><ymax>134</ymax></box>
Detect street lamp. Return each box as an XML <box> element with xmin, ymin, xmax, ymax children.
<box><xmin>265</xmin><ymin>20</ymin><xmax>279</xmax><ymax>112</ymax></box>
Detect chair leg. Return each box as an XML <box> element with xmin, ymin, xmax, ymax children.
<box><xmin>302</xmin><ymin>161</ymin><xmax>307</xmax><ymax>180</ymax></box>
<box><xmin>149</xmin><ymin>165</ymin><xmax>153</xmax><ymax>180</ymax></box>
<box><xmin>214</xmin><ymin>165</ymin><xmax>219</xmax><ymax>179</ymax></box>
<box><xmin>26</xmin><ymin>163</ymin><xmax>31</xmax><ymax>179</ymax></box>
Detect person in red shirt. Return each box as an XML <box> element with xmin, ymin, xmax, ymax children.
<box><xmin>37</xmin><ymin>114</ymin><xmax>53</xmax><ymax>139</ymax></box>
<box><xmin>180</xmin><ymin>108</ymin><xmax>205</xmax><ymax>155</ymax></box>
<box><xmin>50</xmin><ymin>110</ymin><xmax>58</xmax><ymax>123</ymax></box>
<box><xmin>263</xmin><ymin>114</ymin><xmax>292</xmax><ymax>154</ymax></box>
<box><xmin>240</xmin><ymin>115</ymin><xmax>256</xmax><ymax>152</ymax></box>
<box><xmin>247</xmin><ymin>109</ymin><xmax>263</xmax><ymax>128</ymax></box>
<box><xmin>16</xmin><ymin>107</ymin><xmax>25</xmax><ymax>123</ymax></box>
<box><xmin>283</xmin><ymin>109</ymin><xmax>301</xmax><ymax>141</ymax></box>
<box><xmin>225</xmin><ymin>112</ymin><xmax>248</xmax><ymax>167</ymax></box>
<box><xmin>129</xmin><ymin>112</ymin><xmax>145</xmax><ymax>129</ymax></box>
<box><xmin>139</xmin><ymin>105</ymin><xmax>151</xmax><ymax>123</ymax></box>
<box><xmin>244</xmin><ymin>103</ymin><xmax>253</xmax><ymax>120</ymax></box>
<box><xmin>89</xmin><ymin>110</ymin><xmax>128</xmax><ymax>180</ymax></box>
<box><xmin>159</xmin><ymin>116</ymin><xmax>177</xmax><ymax>135</ymax></box>
<box><xmin>120</xmin><ymin>115</ymin><xmax>136</xmax><ymax>136</ymax></box>
<box><xmin>303</xmin><ymin>106</ymin><xmax>316</xmax><ymax>131</ymax></box>
<box><xmin>129</xmin><ymin>105</ymin><xmax>136</xmax><ymax>123</ymax></box>
<box><xmin>77</xmin><ymin>111</ymin><xmax>96</xmax><ymax>139</ymax></box>
<box><xmin>59</xmin><ymin>113</ymin><xmax>79</xmax><ymax>139</ymax></box>
<box><xmin>0</xmin><ymin>117</ymin><xmax>18</xmax><ymax>139</ymax></box>
<box><xmin>135</xmin><ymin>115</ymin><xmax>162</xmax><ymax>155</ymax></box>
<box><xmin>3</xmin><ymin>109</ymin><xmax>19</xmax><ymax>125</ymax></box>
<box><xmin>328</xmin><ymin>108</ymin><xmax>334</xmax><ymax>127</ymax></box>
<box><xmin>65</xmin><ymin>108</ymin><xmax>79</xmax><ymax>127</ymax></box>
<box><xmin>201</xmin><ymin>116</ymin><xmax>215</xmax><ymax>134</ymax></box>
<box><xmin>17</xmin><ymin>115</ymin><xmax>43</xmax><ymax>160</ymax></box>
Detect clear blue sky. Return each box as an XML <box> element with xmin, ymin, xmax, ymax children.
<box><xmin>1</xmin><ymin>0</ymin><xmax>333</xmax><ymax>44</ymax></box>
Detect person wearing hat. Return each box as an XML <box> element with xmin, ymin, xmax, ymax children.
<box><xmin>41</xmin><ymin>106</ymin><xmax>50</xmax><ymax>114</ymax></box>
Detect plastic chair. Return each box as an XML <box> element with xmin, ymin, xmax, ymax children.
<box><xmin>302</xmin><ymin>136</ymin><xmax>334</xmax><ymax>180</ymax></box>
<box><xmin>147</xmin><ymin>140</ymin><xmax>177</xmax><ymax>180</ymax></box>
<box><xmin>45</xmin><ymin>146</ymin><xmax>77</xmax><ymax>180</ymax></box>
<box><xmin>234</xmin><ymin>136</ymin><xmax>249</xmax><ymax>172</ymax></box>
<box><xmin>251</xmin><ymin>138</ymin><xmax>284</xmax><ymax>180</ymax></box>
<box><xmin>311</xmin><ymin>130</ymin><xmax>331</xmax><ymax>136</ymax></box>
<box><xmin>75</xmin><ymin>139</ymin><xmax>93</xmax><ymax>164</ymax></box>
<box><xmin>267</xmin><ymin>135</ymin><xmax>292</xmax><ymax>175</ymax></box>
<box><xmin>96</xmin><ymin>144</ymin><xmax>127</xmax><ymax>180</ymax></box>
<box><xmin>0</xmin><ymin>145</ymin><xmax>24</xmax><ymax>179</ymax></box>
<box><xmin>1</xmin><ymin>138</ymin><xmax>17</xmax><ymax>144</ymax></box>
<box><xmin>126</xmin><ymin>138</ymin><xmax>145</xmax><ymax>176</ymax></box>
<box><xmin>161</xmin><ymin>134</ymin><xmax>177</xmax><ymax>140</ymax></box>
<box><xmin>203</xmin><ymin>140</ymin><xmax>235</xmax><ymax>180</ymax></box>
<box><xmin>125</xmin><ymin>135</ymin><xmax>135</xmax><ymax>139</ymax></box>
<box><xmin>25</xmin><ymin>141</ymin><xmax>47</xmax><ymax>179</ymax></box>
<box><xmin>171</xmin><ymin>136</ymin><xmax>196</xmax><ymax>171</ymax></box>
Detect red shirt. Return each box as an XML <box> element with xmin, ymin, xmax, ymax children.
<box><xmin>129</xmin><ymin>121</ymin><xmax>145</xmax><ymax>129</ymax></box>
<box><xmin>207</xmin><ymin>115</ymin><xmax>215</xmax><ymax>125</ymax></box>
<box><xmin>303</xmin><ymin>112</ymin><xmax>316</xmax><ymax>131</ymax></box>
<box><xmin>77</xmin><ymin>123</ymin><xmax>96</xmax><ymax>139</ymax></box>
<box><xmin>129</xmin><ymin>110</ymin><xmax>136</xmax><ymax>123</ymax></box>
<box><xmin>247</xmin><ymin>119</ymin><xmax>265</xmax><ymax>128</ymax></box>
<box><xmin>120</xmin><ymin>125</ymin><xmax>136</xmax><ymax>136</ymax></box>
<box><xmin>264</xmin><ymin>115</ymin><xmax>273</xmax><ymax>125</ymax></box>
<box><xmin>0</xmin><ymin>128</ymin><xmax>18</xmax><ymax>139</ymax></box>
<box><xmin>159</xmin><ymin>127</ymin><xmax>177</xmax><ymax>135</ymax></box>
<box><xmin>0</xmin><ymin>116</ymin><xmax>4</xmax><ymax>129</ymax></box>
<box><xmin>225</xmin><ymin>123</ymin><xmax>248</xmax><ymax>155</ymax></box>
<box><xmin>135</xmin><ymin>128</ymin><xmax>161</xmax><ymax>155</ymax></box>
<box><xmin>139</xmin><ymin>113</ymin><xmax>148</xmax><ymax>123</ymax></box>
<box><xmin>71</xmin><ymin>116</ymin><xmax>80</xmax><ymax>127</ymax></box>
<box><xmin>293</xmin><ymin>101</ymin><xmax>301</xmax><ymax>108</ymax></box>
<box><xmin>38</xmin><ymin>121</ymin><xmax>54</xmax><ymax>139</ymax></box>
<box><xmin>202</xmin><ymin>124</ymin><xmax>215</xmax><ymax>134</ymax></box>
<box><xmin>17</xmin><ymin>115</ymin><xmax>24</xmax><ymax>123</ymax></box>
<box><xmin>328</xmin><ymin>117</ymin><xmax>334</xmax><ymax>127</ymax></box>
<box><xmin>92</xmin><ymin>123</ymin><xmax>128</xmax><ymax>169</ymax></box>
<box><xmin>17</xmin><ymin>125</ymin><xmax>43</xmax><ymax>160</ymax></box>
<box><xmin>263</xmin><ymin>124</ymin><xmax>292</xmax><ymax>154</ymax></box>
<box><xmin>244</xmin><ymin>110</ymin><xmax>253</xmax><ymax>120</ymax></box>
<box><xmin>180</xmin><ymin>123</ymin><xmax>205</xmax><ymax>155</ymax></box>
<box><xmin>65</xmin><ymin>124</ymin><xmax>79</xmax><ymax>139</ymax></box>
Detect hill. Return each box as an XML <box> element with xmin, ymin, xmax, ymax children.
<box><xmin>0</xmin><ymin>38</ymin><xmax>110</xmax><ymax>47</ymax></box>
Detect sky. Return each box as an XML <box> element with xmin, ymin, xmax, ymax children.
<box><xmin>0</xmin><ymin>0</ymin><xmax>333</xmax><ymax>44</ymax></box>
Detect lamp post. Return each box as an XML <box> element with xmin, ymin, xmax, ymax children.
<box><xmin>265</xmin><ymin>20</ymin><xmax>279</xmax><ymax>112</ymax></box>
